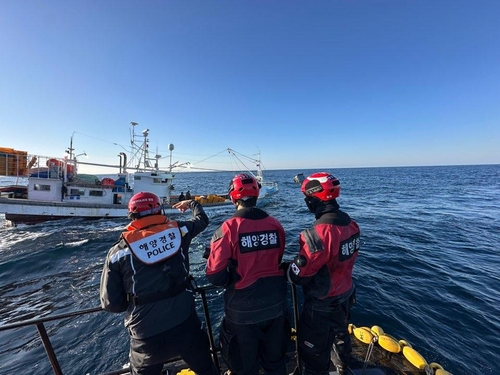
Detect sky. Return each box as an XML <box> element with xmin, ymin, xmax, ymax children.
<box><xmin>1</xmin><ymin>1</ymin><xmax>499</xmax><ymax>174</ymax></box>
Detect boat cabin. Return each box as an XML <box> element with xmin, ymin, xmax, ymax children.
<box><xmin>28</xmin><ymin>176</ymin><xmax>130</xmax><ymax>205</ymax></box>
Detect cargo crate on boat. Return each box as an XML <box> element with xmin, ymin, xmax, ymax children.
<box><xmin>0</xmin><ymin>147</ymin><xmax>29</xmax><ymax>176</ymax></box>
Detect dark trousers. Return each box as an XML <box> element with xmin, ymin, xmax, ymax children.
<box><xmin>297</xmin><ymin>291</ymin><xmax>355</xmax><ymax>375</ymax></box>
<box><xmin>222</xmin><ymin>315</ymin><xmax>288</xmax><ymax>375</ymax></box>
<box><xmin>129</xmin><ymin>307</ymin><xmax>218</xmax><ymax>375</ymax></box>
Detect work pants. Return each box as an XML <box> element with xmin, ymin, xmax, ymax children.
<box><xmin>297</xmin><ymin>289</ymin><xmax>355</xmax><ymax>375</ymax></box>
<box><xmin>221</xmin><ymin>314</ymin><xmax>288</xmax><ymax>375</ymax></box>
<box><xmin>129</xmin><ymin>307</ymin><xmax>218</xmax><ymax>375</ymax></box>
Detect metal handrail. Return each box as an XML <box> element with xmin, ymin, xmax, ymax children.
<box><xmin>0</xmin><ymin>284</ymin><xmax>223</xmax><ymax>375</ymax></box>
<box><xmin>0</xmin><ymin>306</ymin><xmax>103</xmax><ymax>331</ymax></box>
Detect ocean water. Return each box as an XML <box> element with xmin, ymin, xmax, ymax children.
<box><xmin>0</xmin><ymin>165</ymin><xmax>499</xmax><ymax>375</ymax></box>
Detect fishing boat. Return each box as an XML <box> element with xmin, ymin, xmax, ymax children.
<box><xmin>0</xmin><ymin>281</ymin><xmax>453</xmax><ymax>375</ymax></box>
<box><xmin>0</xmin><ymin>124</ymin><xmax>231</xmax><ymax>226</ymax></box>
<box><xmin>226</xmin><ymin>148</ymin><xmax>279</xmax><ymax>201</ymax></box>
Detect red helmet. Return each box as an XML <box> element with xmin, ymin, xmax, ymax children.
<box><xmin>301</xmin><ymin>172</ymin><xmax>340</xmax><ymax>201</ymax></box>
<box><xmin>127</xmin><ymin>191</ymin><xmax>162</xmax><ymax>219</ymax></box>
<box><xmin>228</xmin><ymin>173</ymin><xmax>260</xmax><ymax>203</ymax></box>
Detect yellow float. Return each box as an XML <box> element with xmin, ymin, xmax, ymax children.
<box><xmin>349</xmin><ymin>324</ymin><xmax>453</xmax><ymax>374</ymax></box>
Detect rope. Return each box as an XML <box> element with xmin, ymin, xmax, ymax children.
<box><xmin>361</xmin><ymin>337</ymin><xmax>377</xmax><ymax>374</ymax></box>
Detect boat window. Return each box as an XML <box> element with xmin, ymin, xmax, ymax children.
<box><xmin>153</xmin><ymin>178</ymin><xmax>162</xmax><ymax>183</ymax></box>
<box><xmin>134</xmin><ymin>176</ymin><xmax>142</xmax><ymax>180</ymax></box>
<box><xmin>89</xmin><ymin>190</ymin><xmax>104</xmax><ymax>197</ymax></box>
<box><xmin>69</xmin><ymin>188</ymin><xmax>85</xmax><ymax>196</ymax></box>
<box><xmin>33</xmin><ymin>184</ymin><xmax>51</xmax><ymax>191</ymax></box>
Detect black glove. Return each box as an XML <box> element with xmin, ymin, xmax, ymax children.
<box><xmin>279</xmin><ymin>261</ymin><xmax>290</xmax><ymax>271</ymax></box>
<box><xmin>226</xmin><ymin>259</ymin><xmax>241</xmax><ymax>285</ymax></box>
<box><xmin>202</xmin><ymin>246</ymin><xmax>211</xmax><ymax>259</ymax></box>
<box><xmin>294</xmin><ymin>255</ymin><xmax>307</xmax><ymax>267</ymax></box>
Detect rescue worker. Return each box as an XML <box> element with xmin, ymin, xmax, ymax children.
<box><xmin>287</xmin><ymin>172</ymin><xmax>360</xmax><ymax>375</ymax></box>
<box><xmin>206</xmin><ymin>173</ymin><xmax>288</xmax><ymax>375</ymax></box>
<box><xmin>100</xmin><ymin>192</ymin><xmax>218</xmax><ymax>375</ymax></box>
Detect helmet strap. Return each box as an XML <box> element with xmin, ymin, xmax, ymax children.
<box><xmin>304</xmin><ymin>196</ymin><xmax>317</xmax><ymax>213</ymax></box>
<box><xmin>128</xmin><ymin>205</ymin><xmax>163</xmax><ymax>220</ymax></box>
<box><xmin>304</xmin><ymin>196</ymin><xmax>340</xmax><ymax>216</ymax></box>
<box><xmin>128</xmin><ymin>211</ymin><xmax>141</xmax><ymax>220</ymax></box>
<box><xmin>313</xmin><ymin>199</ymin><xmax>340</xmax><ymax>219</ymax></box>
<box><xmin>236</xmin><ymin>197</ymin><xmax>257</xmax><ymax>208</ymax></box>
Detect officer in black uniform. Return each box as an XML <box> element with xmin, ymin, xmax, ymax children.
<box><xmin>100</xmin><ymin>192</ymin><xmax>218</xmax><ymax>375</ymax></box>
<box><xmin>288</xmin><ymin>173</ymin><xmax>360</xmax><ymax>375</ymax></box>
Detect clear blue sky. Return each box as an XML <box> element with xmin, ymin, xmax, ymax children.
<box><xmin>1</xmin><ymin>1</ymin><xmax>499</xmax><ymax>174</ymax></box>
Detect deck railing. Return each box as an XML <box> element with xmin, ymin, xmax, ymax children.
<box><xmin>0</xmin><ymin>275</ymin><xmax>304</xmax><ymax>375</ymax></box>
<box><xmin>0</xmin><ymin>283</ymin><xmax>224</xmax><ymax>375</ymax></box>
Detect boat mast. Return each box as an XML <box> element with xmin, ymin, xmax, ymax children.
<box><xmin>67</xmin><ymin>133</ymin><xmax>75</xmax><ymax>161</ymax></box>
<box><xmin>168</xmin><ymin>144</ymin><xmax>174</xmax><ymax>172</ymax></box>
<box><xmin>65</xmin><ymin>132</ymin><xmax>83</xmax><ymax>180</ymax></box>
<box><xmin>128</xmin><ymin>122</ymin><xmax>173</xmax><ymax>173</ymax></box>
<box><xmin>227</xmin><ymin>148</ymin><xmax>262</xmax><ymax>182</ymax></box>
<box><xmin>140</xmin><ymin>128</ymin><xmax>151</xmax><ymax>170</ymax></box>
<box><xmin>129</xmin><ymin>122</ymin><xmax>138</xmax><ymax>170</ymax></box>
<box><xmin>129</xmin><ymin>122</ymin><xmax>150</xmax><ymax>171</ymax></box>
<box><xmin>256</xmin><ymin>150</ymin><xmax>263</xmax><ymax>183</ymax></box>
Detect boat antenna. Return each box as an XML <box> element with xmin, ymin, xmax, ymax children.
<box><xmin>130</xmin><ymin>122</ymin><xmax>137</xmax><ymax>150</ymax></box>
<box><xmin>168</xmin><ymin>144</ymin><xmax>174</xmax><ymax>172</ymax></box>
<box><xmin>128</xmin><ymin>121</ymin><xmax>143</xmax><ymax>170</ymax></box>
<box><xmin>256</xmin><ymin>149</ymin><xmax>263</xmax><ymax>182</ymax></box>
<box><xmin>144</xmin><ymin>129</ymin><xmax>150</xmax><ymax>168</ymax></box>
<box><xmin>66</xmin><ymin>131</ymin><xmax>76</xmax><ymax>160</ymax></box>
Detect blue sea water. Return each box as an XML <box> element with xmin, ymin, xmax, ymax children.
<box><xmin>0</xmin><ymin>165</ymin><xmax>499</xmax><ymax>375</ymax></box>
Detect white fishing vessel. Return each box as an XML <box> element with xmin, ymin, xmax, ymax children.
<box><xmin>0</xmin><ymin>123</ymin><xmax>231</xmax><ymax>226</ymax></box>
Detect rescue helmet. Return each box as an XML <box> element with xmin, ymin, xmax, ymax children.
<box><xmin>228</xmin><ymin>173</ymin><xmax>260</xmax><ymax>204</ymax></box>
<box><xmin>127</xmin><ymin>191</ymin><xmax>163</xmax><ymax>219</ymax></box>
<box><xmin>301</xmin><ymin>172</ymin><xmax>340</xmax><ymax>201</ymax></box>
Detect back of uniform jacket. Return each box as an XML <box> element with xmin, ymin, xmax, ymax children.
<box><xmin>206</xmin><ymin>207</ymin><xmax>287</xmax><ymax>324</ymax></box>
<box><xmin>100</xmin><ymin>201</ymin><xmax>209</xmax><ymax>338</ymax></box>
<box><xmin>289</xmin><ymin>210</ymin><xmax>360</xmax><ymax>300</ymax></box>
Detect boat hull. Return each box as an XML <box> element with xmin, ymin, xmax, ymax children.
<box><xmin>0</xmin><ymin>197</ymin><xmax>128</xmax><ymax>223</ymax></box>
<box><xmin>0</xmin><ymin>197</ymin><xmax>233</xmax><ymax>225</ymax></box>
